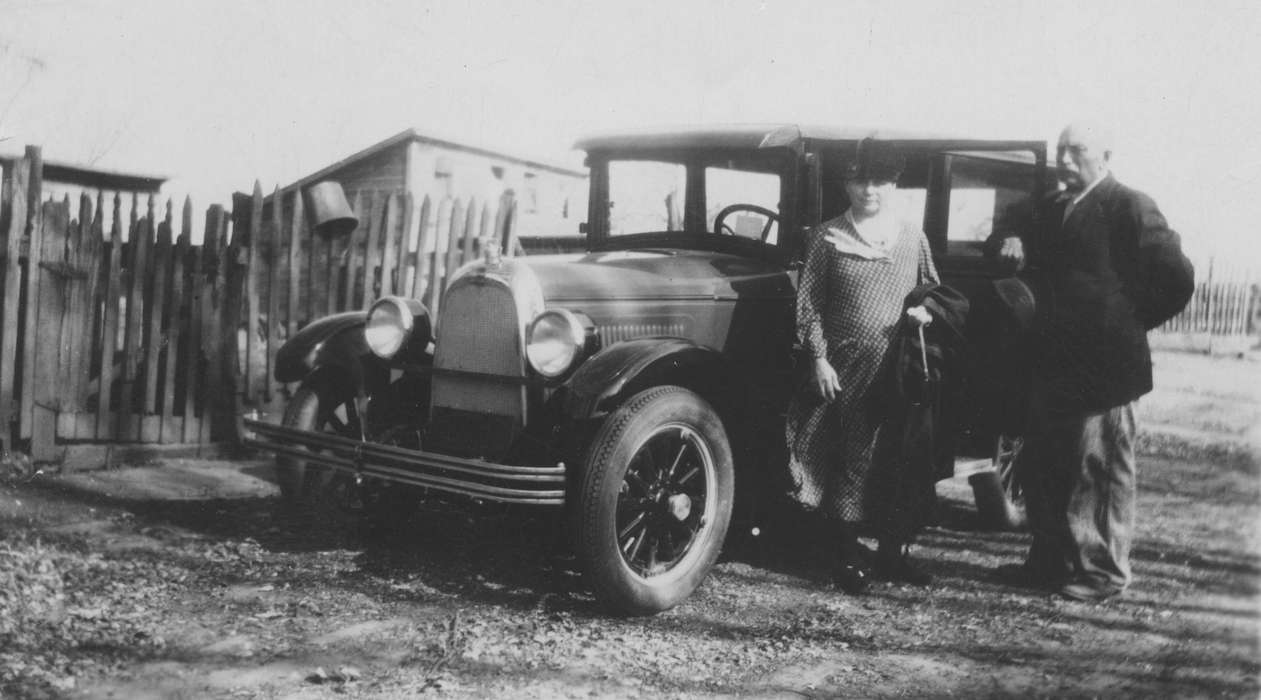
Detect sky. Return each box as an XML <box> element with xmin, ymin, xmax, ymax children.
<box><xmin>2</xmin><ymin>0</ymin><xmax>1260</xmax><ymax>261</ymax></box>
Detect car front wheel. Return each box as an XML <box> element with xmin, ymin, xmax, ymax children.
<box><xmin>576</xmin><ymin>386</ymin><xmax>734</xmax><ymax>616</ymax></box>
<box><xmin>276</xmin><ymin>376</ymin><xmax>362</xmax><ymax>518</ymax></box>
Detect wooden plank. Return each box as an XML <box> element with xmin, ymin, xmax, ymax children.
<box><xmin>73</xmin><ymin>192</ymin><xmax>106</xmax><ymax>439</ymax></box>
<box><xmin>442</xmin><ymin>198</ymin><xmax>465</xmax><ymax>309</ymax></box>
<box><xmin>176</xmin><ymin>196</ymin><xmax>200</xmax><ymax>441</ymax></box>
<box><xmin>477</xmin><ymin>200</ymin><xmax>494</xmax><ymax>257</ymax></box>
<box><xmin>159</xmin><ymin>204</ymin><xmax>189</xmax><ymax>444</ymax></box>
<box><xmin>53</xmin><ymin>196</ymin><xmax>80</xmax><ymax>443</ymax></box>
<box><xmin>181</xmin><ymin>199</ymin><xmax>204</xmax><ymax>444</ymax></box>
<box><xmin>57</xmin><ymin>194</ymin><xmax>90</xmax><ymax>430</ymax></box>
<box><xmin>499</xmin><ymin>193</ymin><xmax>519</xmax><ymax>258</ymax></box>
<box><xmin>360</xmin><ymin>191</ymin><xmax>382</xmax><ymax>307</ymax></box>
<box><xmin>117</xmin><ymin>195</ymin><xmax>148</xmax><ymax>440</ymax></box>
<box><xmin>244</xmin><ymin>182</ymin><xmax>263</xmax><ymax>406</ymax></box>
<box><xmin>64</xmin><ymin>194</ymin><xmax>100</xmax><ymax>438</ymax></box>
<box><xmin>224</xmin><ymin>195</ymin><xmax>250</xmax><ymax>442</ymax></box>
<box><xmin>324</xmin><ymin>226</ymin><xmax>338</xmax><ymax>315</ymax></box>
<box><xmin>264</xmin><ymin>185</ymin><xmax>282</xmax><ymax>404</ymax></box>
<box><xmin>19</xmin><ymin>147</ymin><xmax>44</xmax><ymax>442</ymax></box>
<box><xmin>95</xmin><ymin>194</ymin><xmax>124</xmax><ymax>440</ymax></box>
<box><xmin>287</xmin><ymin>190</ymin><xmax>304</xmax><ymax>335</ymax></box>
<box><xmin>461</xmin><ymin>197</ymin><xmax>478</xmax><ymax>265</ymax></box>
<box><xmin>0</xmin><ymin>157</ymin><xmax>29</xmax><ymax>451</ymax></box>
<box><xmin>199</xmin><ymin>205</ymin><xmax>226</xmax><ymax>444</ymax></box>
<box><xmin>429</xmin><ymin>197</ymin><xmax>454</xmax><ymax>316</ymax></box>
<box><xmin>337</xmin><ymin>190</ymin><xmax>363</xmax><ymax>314</ymax></box>
<box><xmin>30</xmin><ymin>200</ymin><xmax>69</xmax><ymax>460</ymax></box>
<box><xmin>397</xmin><ymin>192</ymin><xmax>417</xmax><ymax>298</ymax></box>
<box><xmin>379</xmin><ymin>193</ymin><xmax>401</xmax><ymax>297</ymax></box>
<box><xmin>142</xmin><ymin>202</ymin><xmax>173</xmax><ymax>423</ymax></box>
<box><xmin>412</xmin><ymin>194</ymin><xmax>433</xmax><ymax>302</ymax></box>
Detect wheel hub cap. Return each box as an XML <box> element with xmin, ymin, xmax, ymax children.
<box><xmin>667</xmin><ymin>493</ymin><xmax>692</xmax><ymax>521</ymax></box>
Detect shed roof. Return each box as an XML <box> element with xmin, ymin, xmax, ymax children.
<box><xmin>286</xmin><ymin>128</ymin><xmax>587</xmax><ymax>192</ymax></box>
<box><xmin>0</xmin><ymin>153</ymin><xmax>167</xmax><ymax>192</ymax></box>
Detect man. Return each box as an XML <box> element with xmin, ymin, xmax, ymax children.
<box><xmin>993</xmin><ymin>122</ymin><xmax>1193</xmax><ymax>601</ymax></box>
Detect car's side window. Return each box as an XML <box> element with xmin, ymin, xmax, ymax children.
<box><xmin>607</xmin><ymin>161</ymin><xmax>687</xmax><ymax>236</ymax></box>
<box><xmin>945</xmin><ymin>154</ymin><xmax>1037</xmax><ymax>257</ymax></box>
<box><xmin>705</xmin><ymin>166</ymin><xmax>782</xmax><ymax>243</ymax></box>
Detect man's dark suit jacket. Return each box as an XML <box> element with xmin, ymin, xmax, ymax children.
<box><xmin>998</xmin><ymin>174</ymin><xmax>1194</xmax><ymax>415</ymax></box>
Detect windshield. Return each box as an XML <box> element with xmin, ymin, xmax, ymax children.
<box><xmin>604</xmin><ymin>154</ymin><xmax>786</xmax><ymax>244</ymax></box>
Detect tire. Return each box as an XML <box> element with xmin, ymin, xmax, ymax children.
<box><xmin>276</xmin><ymin>377</ymin><xmax>361</xmax><ymax>518</ymax></box>
<box><xmin>575</xmin><ymin>386</ymin><xmax>734</xmax><ymax>616</ymax></box>
<box><xmin>969</xmin><ymin>434</ymin><xmax>1027</xmax><ymax>531</ymax></box>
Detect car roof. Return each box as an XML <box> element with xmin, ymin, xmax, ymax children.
<box><xmin>574</xmin><ymin>124</ymin><xmax>1044</xmax><ymax>154</ymax></box>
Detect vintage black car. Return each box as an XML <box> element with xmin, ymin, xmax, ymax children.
<box><xmin>243</xmin><ymin>125</ymin><xmax>1047</xmax><ymax>615</ymax></box>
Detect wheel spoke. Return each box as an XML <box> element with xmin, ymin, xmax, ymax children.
<box><xmin>625</xmin><ymin>528</ymin><xmax>647</xmax><ymax>562</ymax></box>
<box><xmin>618</xmin><ymin>512</ymin><xmax>648</xmax><ymax>541</ymax></box>
<box><xmin>674</xmin><ymin>465</ymin><xmax>701</xmax><ymax>487</ymax></box>
<box><xmin>664</xmin><ymin>435</ymin><xmax>689</xmax><ymax>482</ymax></box>
<box><xmin>625</xmin><ymin>469</ymin><xmax>652</xmax><ymax>496</ymax></box>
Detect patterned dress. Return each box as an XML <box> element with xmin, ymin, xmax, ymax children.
<box><xmin>786</xmin><ymin>212</ymin><xmax>938</xmax><ymax>521</ymax></box>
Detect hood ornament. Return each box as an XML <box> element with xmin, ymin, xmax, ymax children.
<box><xmin>481</xmin><ymin>237</ymin><xmax>503</xmax><ymax>268</ymax></box>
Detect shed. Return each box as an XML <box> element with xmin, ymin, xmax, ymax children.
<box><xmin>283</xmin><ymin>129</ymin><xmax>588</xmax><ymax>240</ymax></box>
<box><xmin>0</xmin><ymin>151</ymin><xmax>167</xmax><ymax>221</ymax></box>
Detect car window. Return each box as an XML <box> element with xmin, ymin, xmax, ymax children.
<box><xmin>608</xmin><ymin>160</ymin><xmax>686</xmax><ymax>236</ymax></box>
<box><xmin>945</xmin><ymin>153</ymin><xmax>1038</xmax><ymax>257</ymax></box>
<box><xmin>706</xmin><ymin>166</ymin><xmax>782</xmax><ymax>243</ymax></box>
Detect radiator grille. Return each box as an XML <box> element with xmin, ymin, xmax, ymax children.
<box><xmin>430</xmin><ymin>280</ymin><xmax>526</xmax><ymax>458</ymax></box>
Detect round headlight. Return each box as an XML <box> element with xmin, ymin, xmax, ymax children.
<box><xmin>365</xmin><ymin>297</ymin><xmax>414</xmax><ymax>359</ymax></box>
<box><xmin>526</xmin><ymin>309</ymin><xmax>586</xmax><ymax>378</ymax></box>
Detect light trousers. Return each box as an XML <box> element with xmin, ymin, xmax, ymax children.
<box><xmin>1019</xmin><ymin>397</ymin><xmax>1137</xmax><ymax>590</ymax></box>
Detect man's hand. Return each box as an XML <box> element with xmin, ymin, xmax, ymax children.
<box><xmin>812</xmin><ymin>357</ymin><xmax>842</xmax><ymax>402</ymax></box>
<box><xmin>998</xmin><ymin>236</ymin><xmax>1026</xmax><ymax>271</ymax></box>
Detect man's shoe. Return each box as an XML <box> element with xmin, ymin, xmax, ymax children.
<box><xmin>1059</xmin><ymin>579</ymin><xmax>1122</xmax><ymax>602</ymax></box>
<box><xmin>874</xmin><ymin>554</ymin><xmax>932</xmax><ymax>586</ymax></box>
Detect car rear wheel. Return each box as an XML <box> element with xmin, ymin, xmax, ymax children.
<box><xmin>576</xmin><ymin>386</ymin><xmax>734</xmax><ymax>616</ymax></box>
<box><xmin>969</xmin><ymin>434</ymin><xmax>1026</xmax><ymax>530</ymax></box>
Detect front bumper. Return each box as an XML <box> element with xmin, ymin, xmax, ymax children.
<box><xmin>241</xmin><ymin>419</ymin><xmax>567</xmax><ymax>506</ymax></box>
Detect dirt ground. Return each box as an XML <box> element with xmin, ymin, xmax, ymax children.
<box><xmin>2</xmin><ymin>350</ymin><xmax>1258</xmax><ymax>699</ymax></box>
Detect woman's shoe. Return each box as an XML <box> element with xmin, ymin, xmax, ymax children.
<box><xmin>874</xmin><ymin>553</ymin><xmax>932</xmax><ymax>586</ymax></box>
<box><xmin>832</xmin><ymin>560</ymin><xmax>871</xmax><ymax>595</ymax></box>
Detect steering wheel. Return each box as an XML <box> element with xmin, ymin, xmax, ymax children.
<box><xmin>713</xmin><ymin>204</ymin><xmax>780</xmax><ymax>242</ymax></box>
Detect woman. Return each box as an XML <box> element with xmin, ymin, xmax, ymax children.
<box><xmin>785</xmin><ymin>139</ymin><xmax>938</xmax><ymax>594</ymax></box>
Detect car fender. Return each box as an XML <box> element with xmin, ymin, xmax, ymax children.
<box><xmin>274</xmin><ymin>311</ymin><xmax>368</xmax><ymax>384</ymax></box>
<box><xmin>564</xmin><ymin>337</ymin><xmax>739</xmax><ymax>421</ymax></box>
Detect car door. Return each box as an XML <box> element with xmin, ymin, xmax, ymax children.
<box><xmin>927</xmin><ymin>149</ymin><xmax>1048</xmax><ymax>457</ymax></box>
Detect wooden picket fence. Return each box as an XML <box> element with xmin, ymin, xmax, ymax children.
<box><xmin>1157</xmin><ymin>258</ymin><xmax>1257</xmax><ymax>337</ymax></box>
<box><xmin>0</xmin><ymin>148</ymin><xmax>245</xmax><ymax>464</ymax></box>
<box><xmin>232</xmin><ymin>181</ymin><xmax>519</xmax><ymax>415</ymax></box>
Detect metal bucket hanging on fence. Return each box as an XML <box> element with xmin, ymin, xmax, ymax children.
<box><xmin>305</xmin><ymin>181</ymin><xmax>358</xmax><ymax>238</ymax></box>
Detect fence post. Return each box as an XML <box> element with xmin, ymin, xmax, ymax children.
<box><xmin>95</xmin><ymin>194</ymin><xmax>124</xmax><ymax>440</ymax></box>
<box><xmin>227</xmin><ymin>194</ymin><xmax>251</xmax><ymax>443</ymax></box>
<box><xmin>18</xmin><ymin>146</ymin><xmax>44</xmax><ymax>446</ymax></box>
<box><xmin>0</xmin><ymin>156</ymin><xmax>29</xmax><ymax>452</ymax></box>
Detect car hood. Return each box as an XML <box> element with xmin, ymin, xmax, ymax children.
<box><xmin>521</xmin><ymin>249</ymin><xmax>794</xmax><ymax>302</ymax></box>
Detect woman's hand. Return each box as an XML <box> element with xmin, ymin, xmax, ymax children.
<box><xmin>812</xmin><ymin>357</ymin><xmax>842</xmax><ymax>402</ymax></box>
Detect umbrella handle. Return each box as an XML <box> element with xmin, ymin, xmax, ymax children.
<box><xmin>918</xmin><ymin>324</ymin><xmax>929</xmax><ymax>378</ymax></box>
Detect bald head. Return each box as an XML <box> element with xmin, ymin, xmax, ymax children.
<box><xmin>1057</xmin><ymin>122</ymin><xmax>1113</xmax><ymax>193</ymax></box>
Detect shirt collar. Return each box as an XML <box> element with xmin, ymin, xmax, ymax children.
<box><xmin>1070</xmin><ymin>172</ymin><xmax>1108</xmax><ymax>205</ymax></box>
